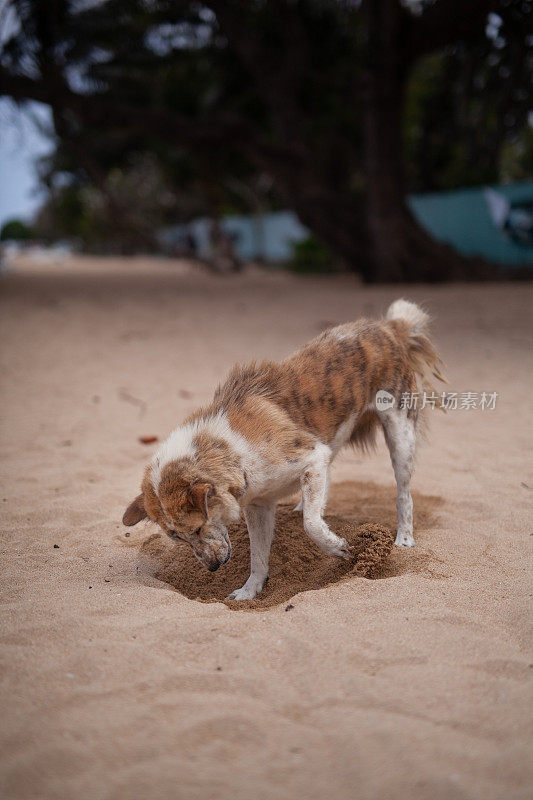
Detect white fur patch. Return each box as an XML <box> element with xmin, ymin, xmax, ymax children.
<box><xmin>386</xmin><ymin>298</ymin><xmax>428</xmax><ymax>333</ymax></box>
<box><xmin>150</xmin><ymin>426</ymin><xmax>195</xmax><ymax>491</ymax></box>
<box><xmin>150</xmin><ymin>412</ymin><xmax>250</xmax><ymax>491</ymax></box>
<box><xmin>328</xmin><ymin>326</ymin><xmax>353</xmax><ymax>343</ymax></box>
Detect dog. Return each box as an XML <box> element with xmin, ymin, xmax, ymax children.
<box><xmin>123</xmin><ymin>299</ymin><xmax>445</xmax><ymax>600</ymax></box>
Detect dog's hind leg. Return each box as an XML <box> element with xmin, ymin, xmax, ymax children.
<box><xmin>227</xmin><ymin>502</ymin><xmax>276</xmax><ymax>601</ymax></box>
<box><xmin>301</xmin><ymin>444</ymin><xmax>351</xmax><ymax>559</ymax></box>
<box><xmin>378</xmin><ymin>408</ymin><xmax>416</xmax><ymax>547</ymax></box>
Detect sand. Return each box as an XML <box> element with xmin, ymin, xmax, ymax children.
<box><xmin>1</xmin><ymin>254</ymin><xmax>532</xmax><ymax>800</ymax></box>
<box><xmin>139</xmin><ymin>504</ymin><xmax>394</xmax><ymax>610</ymax></box>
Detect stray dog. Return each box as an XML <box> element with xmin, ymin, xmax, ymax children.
<box><xmin>123</xmin><ymin>299</ymin><xmax>445</xmax><ymax>600</ymax></box>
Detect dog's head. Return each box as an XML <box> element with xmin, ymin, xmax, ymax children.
<box><xmin>123</xmin><ymin>460</ymin><xmax>238</xmax><ymax>571</ymax></box>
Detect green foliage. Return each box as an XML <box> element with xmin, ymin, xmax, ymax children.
<box><xmin>404</xmin><ymin>1</ymin><xmax>533</xmax><ymax>192</ymax></box>
<box><xmin>2</xmin><ymin>0</ymin><xmax>365</xmax><ymax>244</ymax></box>
<box><xmin>0</xmin><ymin>219</ymin><xmax>33</xmax><ymax>241</ymax></box>
<box><xmin>288</xmin><ymin>237</ymin><xmax>336</xmax><ymax>274</ymax></box>
<box><xmin>500</xmin><ymin>128</ymin><xmax>533</xmax><ymax>183</ymax></box>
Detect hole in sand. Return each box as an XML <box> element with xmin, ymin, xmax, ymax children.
<box><xmin>136</xmin><ymin>481</ymin><xmax>444</xmax><ymax>610</ymax></box>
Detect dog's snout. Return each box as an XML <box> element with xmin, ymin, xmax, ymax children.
<box><xmin>205</xmin><ymin>548</ymin><xmax>231</xmax><ymax>571</ymax></box>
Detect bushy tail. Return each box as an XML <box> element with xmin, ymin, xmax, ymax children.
<box><xmin>386</xmin><ymin>299</ymin><xmax>447</xmax><ymax>397</ymax></box>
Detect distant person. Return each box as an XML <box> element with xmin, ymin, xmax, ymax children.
<box><xmin>209</xmin><ymin>220</ymin><xmax>242</xmax><ymax>273</ymax></box>
<box><xmin>184</xmin><ymin>231</ymin><xmax>198</xmax><ymax>258</ymax></box>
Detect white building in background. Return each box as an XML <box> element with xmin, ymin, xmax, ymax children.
<box><xmin>158</xmin><ymin>209</ymin><xmax>309</xmax><ymax>262</ymax></box>
<box><xmin>159</xmin><ymin>181</ymin><xmax>533</xmax><ymax>268</ymax></box>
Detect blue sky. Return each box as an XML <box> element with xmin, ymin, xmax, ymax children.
<box><xmin>0</xmin><ymin>99</ymin><xmax>54</xmax><ymax>230</ymax></box>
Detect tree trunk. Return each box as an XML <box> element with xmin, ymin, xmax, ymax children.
<box><xmin>287</xmin><ymin>192</ymin><xmax>372</xmax><ymax>272</ymax></box>
<box><xmin>260</xmin><ymin>0</ymin><xmax>493</xmax><ymax>284</ymax></box>
<box><xmin>360</xmin><ymin>0</ymin><xmax>493</xmax><ymax>283</ymax></box>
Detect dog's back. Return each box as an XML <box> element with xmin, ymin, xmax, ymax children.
<box><xmin>207</xmin><ymin>300</ymin><xmax>445</xmax><ymax>450</ymax></box>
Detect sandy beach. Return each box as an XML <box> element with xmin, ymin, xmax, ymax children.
<box><xmin>1</xmin><ymin>255</ymin><xmax>532</xmax><ymax>800</ymax></box>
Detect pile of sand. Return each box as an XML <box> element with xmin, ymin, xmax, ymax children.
<box><xmin>139</xmin><ymin>506</ymin><xmax>394</xmax><ymax>609</ymax></box>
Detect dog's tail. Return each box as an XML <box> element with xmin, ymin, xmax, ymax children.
<box><xmin>386</xmin><ymin>299</ymin><xmax>447</xmax><ymax>397</ymax></box>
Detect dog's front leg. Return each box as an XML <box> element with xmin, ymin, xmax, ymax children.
<box><xmin>302</xmin><ymin>444</ymin><xmax>351</xmax><ymax>560</ymax></box>
<box><xmin>227</xmin><ymin>502</ymin><xmax>276</xmax><ymax>601</ymax></box>
<box><xmin>293</xmin><ymin>470</ymin><xmax>330</xmax><ymax>513</ymax></box>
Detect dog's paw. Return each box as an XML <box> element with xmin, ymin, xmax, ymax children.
<box><xmin>227</xmin><ymin>579</ymin><xmax>264</xmax><ymax>602</ymax></box>
<box><xmin>395</xmin><ymin>531</ymin><xmax>415</xmax><ymax>547</ymax></box>
<box><xmin>325</xmin><ymin>537</ymin><xmax>353</xmax><ymax>561</ymax></box>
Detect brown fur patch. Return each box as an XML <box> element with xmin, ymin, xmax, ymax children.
<box><xmin>185</xmin><ymin>315</ymin><xmax>445</xmax><ymax>451</ymax></box>
<box><xmin>136</xmin><ymin>430</ymin><xmax>248</xmax><ymax>531</ymax></box>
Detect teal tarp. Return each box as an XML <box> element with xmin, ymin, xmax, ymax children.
<box><xmin>408</xmin><ymin>181</ymin><xmax>533</xmax><ymax>267</ymax></box>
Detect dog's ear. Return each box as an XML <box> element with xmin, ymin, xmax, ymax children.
<box><xmin>188</xmin><ymin>482</ymin><xmax>214</xmax><ymax>517</ymax></box>
<box><xmin>229</xmin><ymin>483</ymin><xmax>245</xmax><ymax>500</ymax></box>
<box><xmin>123</xmin><ymin>493</ymin><xmax>147</xmax><ymax>526</ymax></box>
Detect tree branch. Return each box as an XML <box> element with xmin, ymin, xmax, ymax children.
<box><xmin>208</xmin><ymin>0</ymin><xmax>310</xmax><ymax>147</ymax></box>
<box><xmin>0</xmin><ymin>68</ymin><xmax>248</xmax><ymax>146</ymax></box>
<box><xmin>0</xmin><ymin>65</ymin><xmax>308</xmax><ymax>193</ymax></box>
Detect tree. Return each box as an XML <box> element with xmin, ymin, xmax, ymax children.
<box><xmin>405</xmin><ymin>3</ymin><xmax>533</xmax><ymax>192</ymax></box>
<box><xmin>1</xmin><ymin>0</ymin><xmax>531</xmax><ymax>280</ymax></box>
<box><xmin>0</xmin><ymin>218</ymin><xmax>33</xmax><ymax>241</ymax></box>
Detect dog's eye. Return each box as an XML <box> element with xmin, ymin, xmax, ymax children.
<box><xmin>193</xmin><ymin>526</ymin><xmax>202</xmax><ymax>536</ymax></box>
